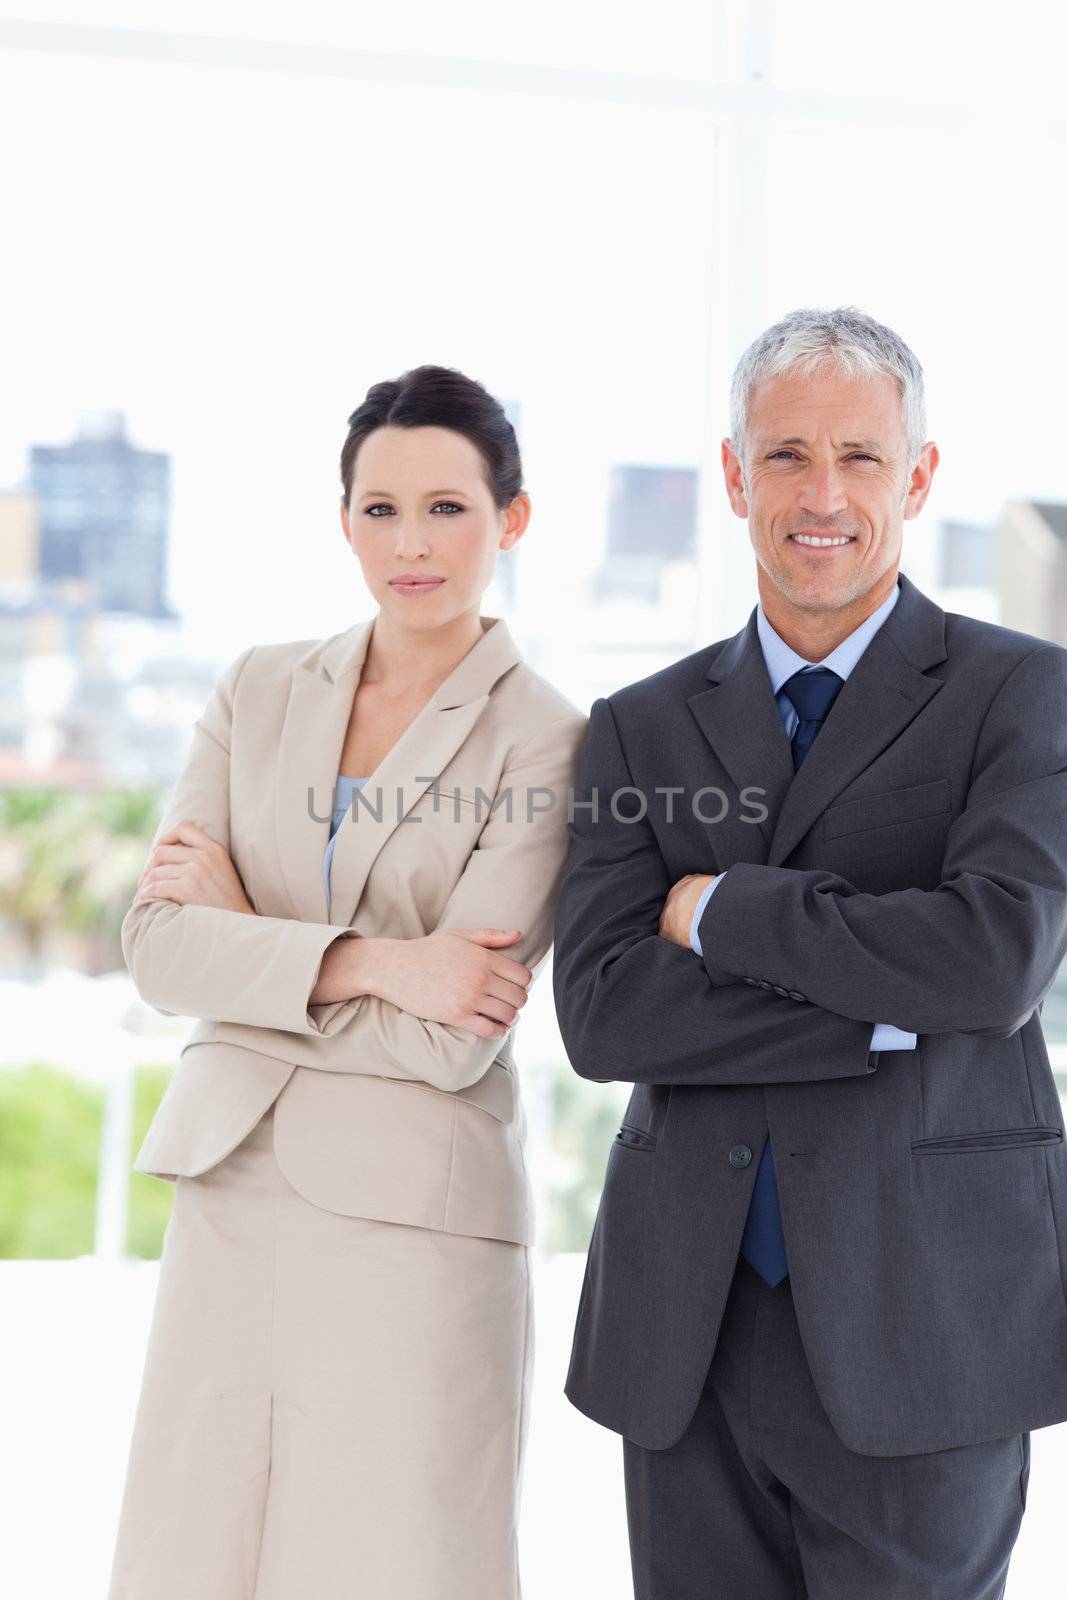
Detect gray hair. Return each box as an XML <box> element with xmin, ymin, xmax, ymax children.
<box><xmin>729</xmin><ymin>306</ymin><xmax>926</xmax><ymax>470</ymax></box>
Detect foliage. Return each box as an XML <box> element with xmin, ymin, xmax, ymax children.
<box><xmin>0</xmin><ymin>1061</ymin><xmax>171</xmax><ymax>1259</ymax></box>
<box><xmin>0</xmin><ymin>1063</ymin><xmax>102</xmax><ymax>1257</ymax></box>
<box><xmin>127</xmin><ymin>1064</ymin><xmax>176</xmax><ymax>1258</ymax></box>
<box><xmin>0</xmin><ymin>786</ymin><xmax>161</xmax><ymax>973</ymax></box>
<box><xmin>544</xmin><ymin>1065</ymin><xmax>629</xmax><ymax>1254</ymax></box>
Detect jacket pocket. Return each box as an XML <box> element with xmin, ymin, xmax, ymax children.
<box><xmin>823</xmin><ymin>777</ymin><xmax>952</xmax><ymax>840</ymax></box>
<box><xmin>911</xmin><ymin>1125</ymin><xmax>1064</xmax><ymax>1154</ymax></box>
<box><xmin>614</xmin><ymin>1123</ymin><xmax>659</xmax><ymax>1152</ymax></box>
<box><xmin>387</xmin><ymin>1059</ymin><xmax>515</xmax><ymax>1123</ymax></box>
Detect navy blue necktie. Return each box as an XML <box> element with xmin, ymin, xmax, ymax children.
<box><xmin>738</xmin><ymin>665</ymin><xmax>845</xmax><ymax>1286</ymax></box>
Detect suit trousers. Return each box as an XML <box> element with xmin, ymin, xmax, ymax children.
<box><xmin>106</xmin><ymin>1101</ymin><xmax>533</xmax><ymax>1600</ymax></box>
<box><xmin>623</xmin><ymin>1255</ymin><xmax>1030</xmax><ymax>1599</ymax></box>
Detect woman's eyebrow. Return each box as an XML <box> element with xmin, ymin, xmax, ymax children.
<box><xmin>358</xmin><ymin>487</ymin><xmax>467</xmax><ymax>498</ymax></box>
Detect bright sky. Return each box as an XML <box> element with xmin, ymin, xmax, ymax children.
<box><xmin>2</xmin><ymin>3</ymin><xmax>1065</xmax><ymax>656</ymax></box>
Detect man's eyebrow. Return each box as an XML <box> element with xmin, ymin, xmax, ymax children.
<box><xmin>759</xmin><ymin>436</ymin><xmax>885</xmax><ymax>451</ymax></box>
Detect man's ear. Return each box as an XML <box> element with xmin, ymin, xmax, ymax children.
<box><xmin>722</xmin><ymin>437</ymin><xmax>749</xmax><ymax>519</ymax></box>
<box><xmin>903</xmin><ymin>441</ymin><xmax>939</xmax><ymax>521</ymax></box>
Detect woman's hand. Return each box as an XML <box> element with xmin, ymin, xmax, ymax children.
<box><xmin>352</xmin><ymin>928</ymin><xmax>533</xmax><ymax>1039</ymax></box>
<box><xmin>131</xmin><ymin>821</ymin><xmax>256</xmax><ymax>915</ymax></box>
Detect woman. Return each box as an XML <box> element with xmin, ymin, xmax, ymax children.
<box><xmin>106</xmin><ymin>365</ymin><xmax>588</xmax><ymax>1600</ymax></box>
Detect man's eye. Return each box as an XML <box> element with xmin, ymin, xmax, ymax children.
<box><xmin>767</xmin><ymin>450</ymin><xmax>799</xmax><ymax>461</ymax></box>
<box><xmin>848</xmin><ymin>454</ymin><xmax>878</xmax><ymax>463</ymax></box>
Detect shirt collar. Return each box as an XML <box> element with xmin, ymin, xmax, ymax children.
<box><xmin>756</xmin><ymin>577</ymin><xmax>901</xmax><ymax>695</ymax></box>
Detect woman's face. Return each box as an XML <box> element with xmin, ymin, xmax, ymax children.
<box><xmin>340</xmin><ymin>424</ymin><xmax>529</xmax><ymax>631</ymax></box>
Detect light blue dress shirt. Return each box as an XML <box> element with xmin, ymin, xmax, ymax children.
<box><xmin>324</xmin><ymin>774</ymin><xmax>369</xmax><ymax>917</ymax></box>
<box><xmin>689</xmin><ymin>581</ymin><xmax>917</xmax><ymax>1053</ymax></box>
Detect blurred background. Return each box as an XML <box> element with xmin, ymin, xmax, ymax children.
<box><xmin>1</xmin><ymin>2</ymin><xmax>1066</xmax><ymax>1595</ymax></box>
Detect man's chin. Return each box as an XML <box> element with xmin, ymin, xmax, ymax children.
<box><xmin>773</xmin><ymin>565</ymin><xmax>866</xmax><ymax>609</ymax></box>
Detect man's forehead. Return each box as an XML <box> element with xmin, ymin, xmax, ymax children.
<box><xmin>748</xmin><ymin>370</ymin><xmax>904</xmax><ymax>447</ymax></box>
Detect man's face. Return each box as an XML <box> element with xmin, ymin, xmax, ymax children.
<box><xmin>721</xmin><ymin>365</ymin><xmax>938</xmax><ymax>614</ymax></box>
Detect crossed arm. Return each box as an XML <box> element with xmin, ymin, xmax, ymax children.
<box><xmin>689</xmin><ymin>645</ymin><xmax>1067</xmax><ymax>1037</ymax></box>
<box><xmin>685</xmin><ymin>872</ymin><xmax>917</xmax><ymax>1052</ymax></box>
<box><xmin>122</xmin><ymin>644</ymin><xmax>588</xmax><ymax>1090</ymax></box>
<box><xmin>552</xmin><ymin>649</ymin><xmax>1067</xmax><ymax>1088</ymax></box>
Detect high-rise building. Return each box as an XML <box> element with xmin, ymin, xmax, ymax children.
<box><xmin>938</xmin><ymin>518</ymin><xmax>993</xmax><ymax>589</ymax></box>
<box><xmin>995</xmin><ymin>500</ymin><xmax>1067</xmax><ymax>647</ymax></box>
<box><xmin>30</xmin><ymin>410</ymin><xmax>174</xmax><ymax>618</ymax></box>
<box><xmin>593</xmin><ymin>464</ymin><xmax>697</xmax><ymax>605</ymax></box>
<box><xmin>0</xmin><ymin>492</ymin><xmax>39</xmax><ymax>593</ymax></box>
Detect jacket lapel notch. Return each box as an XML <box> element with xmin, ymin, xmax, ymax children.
<box><xmin>687</xmin><ymin>613</ymin><xmax>796</xmax><ymax>858</ymax></box>
<box><xmin>766</xmin><ymin>589</ymin><xmax>946</xmax><ymax>865</ymax></box>
<box><xmin>272</xmin><ymin>614</ymin><xmax>521</xmax><ymax>930</ymax></box>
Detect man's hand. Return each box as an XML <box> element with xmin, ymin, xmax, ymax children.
<box><xmin>131</xmin><ymin>821</ymin><xmax>256</xmax><ymax>915</ymax></box>
<box><xmin>659</xmin><ymin>872</ymin><xmax>719</xmax><ymax>948</ymax></box>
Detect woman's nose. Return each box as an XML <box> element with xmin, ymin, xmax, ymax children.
<box><xmin>392</xmin><ymin>522</ymin><xmax>431</xmax><ymax>557</ymax></box>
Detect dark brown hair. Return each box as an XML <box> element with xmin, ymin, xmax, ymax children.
<box><xmin>340</xmin><ymin>364</ymin><xmax>523</xmax><ymax>510</ymax></box>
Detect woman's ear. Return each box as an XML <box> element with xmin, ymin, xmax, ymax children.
<box><xmin>500</xmin><ymin>491</ymin><xmax>532</xmax><ymax>550</ymax></box>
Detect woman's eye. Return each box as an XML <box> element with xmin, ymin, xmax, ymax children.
<box><xmin>363</xmin><ymin>501</ymin><xmax>464</xmax><ymax>516</ymax></box>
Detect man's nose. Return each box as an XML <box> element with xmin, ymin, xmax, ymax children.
<box><xmin>797</xmin><ymin>461</ymin><xmax>849</xmax><ymax>517</ymax></box>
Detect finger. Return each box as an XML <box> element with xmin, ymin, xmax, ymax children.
<box><xmin>157</xmin><ymin>822</ymin><xmax>217</xmax><ymax>851</ymax></box>
<box><xmin>457</xmin><ymin>1013</ymin><xmax>510</xmax><ymax>1039</ymax></box>
<box><xmin>155</xmin><ymin>823</ymin><xmax>197</xmax><ymax>845</ymax></box>
<box><xmin>472</xmin><ymin>995</ymin><xmax>519</xmax><ymax>1026</ymax></box>
<box><xmin>490</xmin><ymin>956</ymin><xmax>533</xmax><ymax>986</ymax></box>
<box><xmin>483</xmin><ymin>978</ymin><xmax>529</xmax><ymax>1009</ymax></box>
<box><xmin>142</xmin><ymin>865</ymin><xmax>185</xmax><ymax>883</ymax></box>
<box><xmin>144</xmin><ymin>843</ymin><xmax>196</xmax><ymax>868</ymax></box>
<box><xmin>133</xmin><ymin>884</ymin><xmax>179</xmax><ymax>904</ymax></box>
<box><xmin>452</xmin><ymin>928</ymin><xmax>522</xmax><ymax>946</ymax></box>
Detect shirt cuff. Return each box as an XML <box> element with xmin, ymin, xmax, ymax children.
<box><xmin>871</xmin><ymin>1021</ymin><xmax>917</xmax><ymax>1051</ymax></box>
<box><xmin>689</xmin><ymin>871</ymin><xmax>726</xmax><ymax>957</ymax></box>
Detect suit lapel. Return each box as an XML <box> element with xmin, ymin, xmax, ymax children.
<box><xmin>687</xmin><ymin>612</ymin><xmax>796</xmax><ymax>863</ymax></box>
<box><xmin>686</xmin><ymin>572</ymin><xmax>949</xmax><ymax>869</ymax></box>
<box><xmin>273</xmin><ymin>614</ymin><xmax>521</xmax><ymax>928</ymax></box>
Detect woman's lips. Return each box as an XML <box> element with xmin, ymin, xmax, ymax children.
<box><xmin>389</xmin><ymin>577</ymin><xmax>447</xmax><ymax>593</ymax></box>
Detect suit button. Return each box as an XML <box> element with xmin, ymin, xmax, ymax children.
<box><xmin>772</xmin><ymin>984</ymin><xmax>788</xmax><ymax>997</ymax></box>
<box><xmin>729</xmin><ymin>1144</ymin><xmax>752</xmax><ymax>1168</ymax></box>
<box><xmin>743</xmin><ymin>976</ymin><xmax>756</xmax><ymax>985</ymax></box>
<box><xmin>790</xmin><ymin>991</ymin><xmax>807</xmax><ymax>1002</ymax></box>
<box><xmin>759</xmin><ymin>980</ymin><xmax>772</xmax><ymax>991</ymax></box>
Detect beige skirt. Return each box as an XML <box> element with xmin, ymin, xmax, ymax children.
<box><xmin>107</xmin><ymin>1101</ymin><xmax>534</xmax><ymax>1600</ymax></box>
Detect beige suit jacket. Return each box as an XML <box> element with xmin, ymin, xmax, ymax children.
<box><xmin>124</xmin><ymin>614</ymin><xmax>587</xmax><ymax>1244</ymax></box>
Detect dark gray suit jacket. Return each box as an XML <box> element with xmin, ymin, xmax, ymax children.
<box><xmin>553</xmin><ymin>571</ymin><xmax>1067</xmax><ymax>1457</ymax></box>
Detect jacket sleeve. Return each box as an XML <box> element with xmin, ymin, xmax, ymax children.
<box><xmin>121</xmin><ymin>647</ymin><xmax>362</xmax><ymax>1035</ymax></box>
<box><xmin>297</xmin><ymin>710</ymin><xmax>589</xmax><ymax>1090</ymax></box>
<box><xmin>692</xmin><ymin>874</ymin><xmax>918</xmax><ymax>1051</ymax></box>
<box><xmin>551</xmin><ymin>695</ymin><xmax>880</xmax><ymax>1087</ymax></box>
<box><xmin>694</xmin><ymin>644</ymin><xmax>1067</xmax><ymax>1035</ymax></box>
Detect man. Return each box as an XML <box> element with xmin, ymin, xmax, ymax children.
<box><xmin>552</xmin><ymin>306</ymin><xmax>1067</xmax><ymax>1598</ymax></box>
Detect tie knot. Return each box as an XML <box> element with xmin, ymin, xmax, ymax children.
<box><xmin>782</xmin><ymin>665</ymin><xmax>844</xmax><ymax>724</ymax></box>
